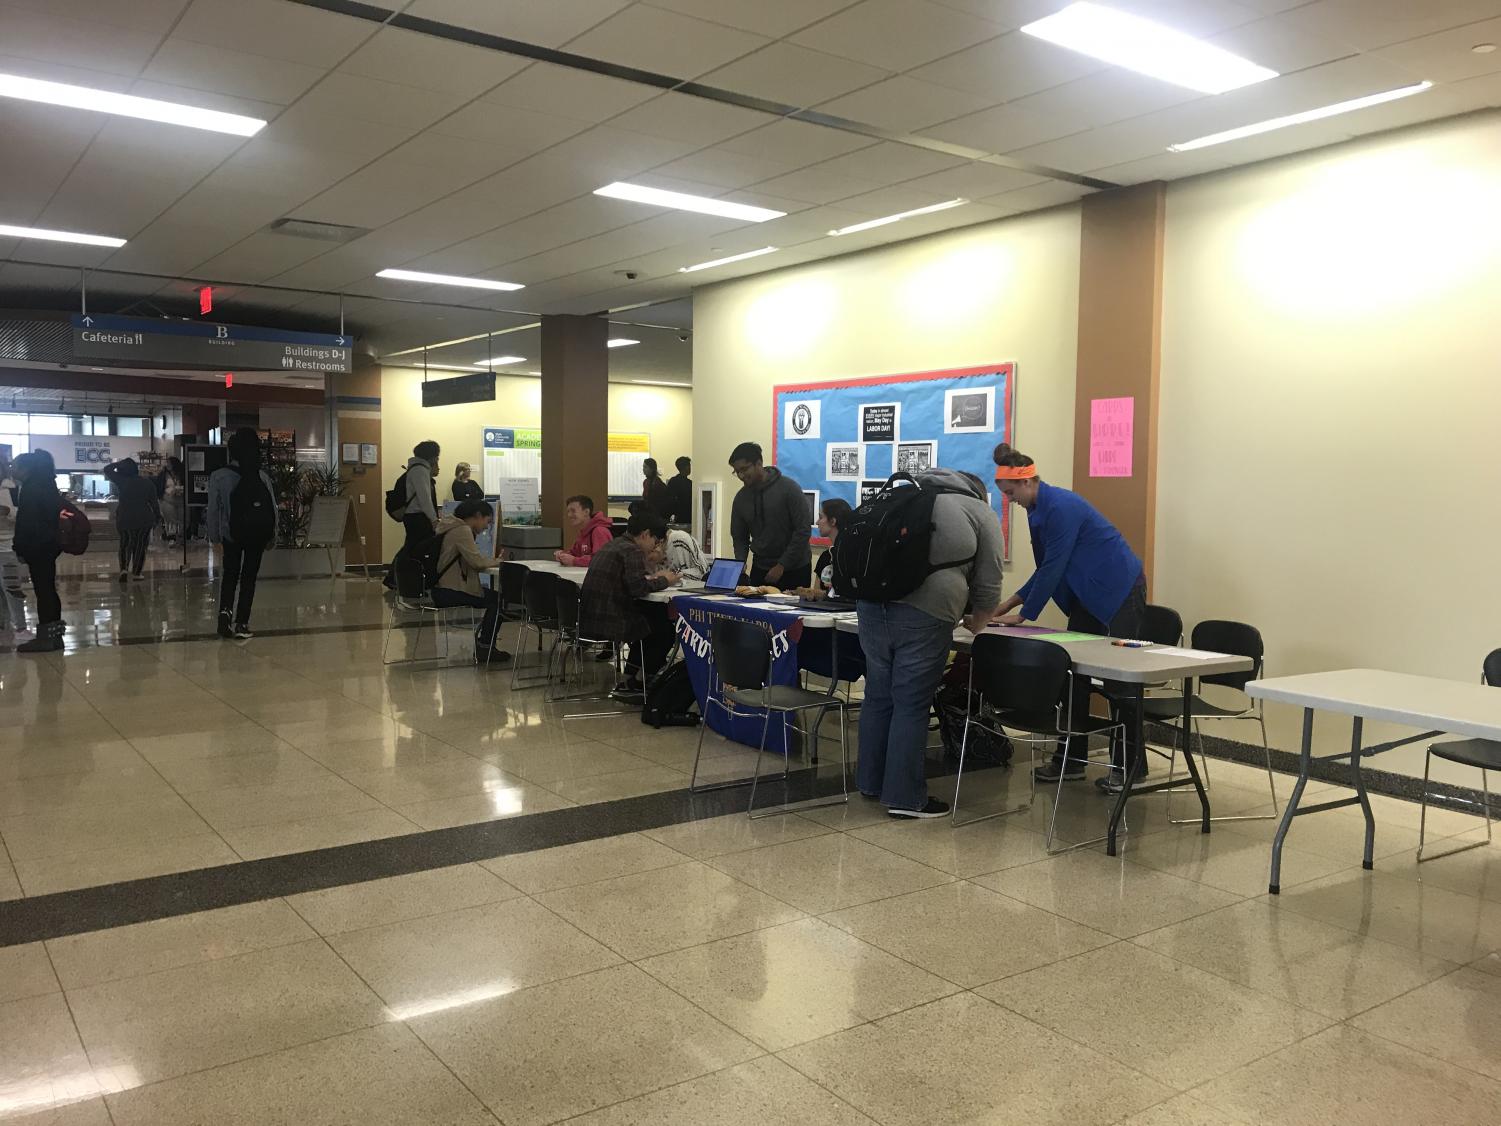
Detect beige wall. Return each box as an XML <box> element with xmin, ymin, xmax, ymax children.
<box><xmin>378</xmin><ymin>367</ymin><xmax>692</xmax><ymax>555</ymax></box>
<box><xmin>692</xmin><ymin>205</ymin><xmax>1083</xmax><ymax>608</ymax></box>
<box><xmin>1157</xmin><ymin>111</ymin><xmax>1501</xmax><ymax>778</ymax></box>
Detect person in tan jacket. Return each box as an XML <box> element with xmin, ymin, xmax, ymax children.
<box><xmin>431</xmin><ymin>499</ymin><xmax>511</xmax><ymax>664</ymax></box>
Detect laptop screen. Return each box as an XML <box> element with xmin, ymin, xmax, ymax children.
<box><xmin>704</xmin><ymin>558</ymin><xmax>745</xmax><ymax>590</ymax></box>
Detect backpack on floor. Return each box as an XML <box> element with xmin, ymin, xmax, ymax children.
<box><xmin>384</xmin><ymin>471</ymin><xmax>409</xmax><ymax>521</ymax></box>
<box><xmin>56</xmin><ymin>501</ymin><xmax>92</xmax><ymax>555</ymax></box>
<box><xmin>642</xmin><ymin>661</ymin><xmax>700</xmax><ymax>728</ymax></box>
<box><xmin>933</xmin><ymin>655</ymin><xmax>1013</xmax><ymax>768</ymax></box>
<box><xmin>831</xmin><ymin>472</ymin><xmax>975</xmax><ymax>602</ymax></box>
<box><xmin>229</xmin><ymin>469</ymin><xmax>276</xmax><ymax>548</ymax></box>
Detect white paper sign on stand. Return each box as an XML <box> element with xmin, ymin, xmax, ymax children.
<box><xmin>498</xmin><ymin>476</ymin><xmax>539</xmax><ymax>518</ymax></box>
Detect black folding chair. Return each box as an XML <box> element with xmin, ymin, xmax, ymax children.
<box><xmin>509</xmin><ymin>569</ymin><xmax>560</xmax><ymax>689</ymax></box>
<box><xmin>1418</xmin><ymin>648</ymin><xmax>1501</xmax><ymax>862</ymax></box>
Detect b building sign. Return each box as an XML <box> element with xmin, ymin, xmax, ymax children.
<box><xmin>71</xmin><ymin>314</ymin><xmax>352</xmax><ymax>372</ymax></box>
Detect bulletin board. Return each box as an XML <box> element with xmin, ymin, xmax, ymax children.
<box><xmin>772</xmin><ymin>362</ymin><xmax>1015</xmax><ymax>550</ymax></box>
<box><xmin>480</xmin><ymin>426</ymin><xmax>653</xmax><ymax>502</ymax></box>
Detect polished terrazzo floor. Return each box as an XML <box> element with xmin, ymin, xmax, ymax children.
<box><xmin>3</xmin><ymin>553</ymin><xmax>1501</xmax><ymax>1124</ymax></box>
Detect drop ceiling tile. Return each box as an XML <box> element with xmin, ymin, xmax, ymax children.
<box><xmin>1006</xmin><ymin>69</ymin><xmax>1206</xmax><ymax>134</ymax></box>
<box><xmin>1373</xmin><ymin>16</ymin><xmax>1501</xmax><ymax>83</ymax></box>
<box><xmin>189</xmin><ymin>230</ymin><xmax>331</xmax><ymax>281</ymax></box>
<box><xmin>1279</xmin><ymin>0</ymin><xmax>1501</xmax><ymax>51</ymax></box>
<box><xmin>294</xmin><ymin>163</ymin><xmax>467</xmax><ymax>231</ymax></box>
<box><xmin>753</xmin><ymin>204</ymin><xmax>873</xmax><ymax>243</ymax></box>
<box><xmin>1193</xmin><ymin>116</ymin><xmax>1355</xmax><ymax>165</ymax></box>
<box><xmin>405</xmin><ymin>0</ymin><xmax>633</xmax><ymax>47</ymax></box>
<box><xmin>718</xmin><ymin>119</ymin><xmax>876</xmax><ymax>165</ymax></box>
<box><xmin>481</xmin><ymin>62</ymin><xmax>659</xmax><ymax>122</ymax></box>
<box><xmin>926</xmin><ymin>0</ymin><xmax>1069</xmax><ymax>29</ymax></box>
<box><xmin>172</xmin><ymin>0</ymin><xmax>375</xmax><ymax>67</ymax></box>
<box><xmin>833</xmin><ymin>183</ymin><xmax>971</xmax><ymax>217</ymax></box>
<box><xmin>2</xmin><ymin>0</ymin><xmax>189</xmax><ymax>35</ymax></box>
<box><xmin>791</xmin><ymin>0</ymin><xmax>1008</xmax><ymax>72</ymax></box>
<box><xmin>1089</xmin><ymin>148</ymin><xmax>1235</xmax><ymax>184</ymax></box>
<box><xmin>644</xmin><ymin>0</ymin><xmax>858</xmax><ymax>38</ymax></box>
<box><xmin>120</xmin><ymin>79</ymin><xmax>282</xmax><ymax>123</ymax></box>
<box><xmin>815</xmin><ymin>77</ymin><xmax>997</xmax><ymax>133</ymax></box>
<box><xmin>606</xmin><ymin>93</ymin><xmax>769</xmax><ymax>146</ymax></box>
<box><xmin>0</xmin><ymin>4</ymin><xmax>164</xmax><ymax>77</ymax></box>
<box><xmin>749</xmin><ymin>165</ymin><xmax>887</xmax><ymax>205</ymax></box>
<box><xmin>430</xmin><ymin>102</ymin><xmax>589</xmax><ymax>151</ymax></box>
<box><xmin>896</xmin><ymin>161</ymin><xmax>1045</xmax><ymax>198</ymax></box>
<box><xmin>1007</xmin><ymin>123</ymin><xmax>1173</xmax><ymax>174</ymax></box>
<box><xmin>563</xmin><ymin>5</ymin><xmax>770</xmax><ymax>81</ymax></box>
<box><xmin>908</xmin><ymin>31</ymin><xmax>1105</xmax><ymax>102</ymax></box>
<box><xmin>141</xmin><ymin>38</ymin><xmax>326</xmax><ymax>104</ymax></box>
<box><xmin>1334</xmin><ymin>79</ymin><xmax>1483</xmax><ymax>138</ymax></box>
<box><xmin>648</xmin><ymin>147</ymin><xmax>803</xmax><ymax>190</ymax></box>
<box><xmin>1106</xmin><ymin>0</ymin><xmax>1266</xmax><ymax>37</ymax></box>
<box><xmin>292</xmin><ymin>72</ymin><xmax>469</xmax><ymax>131</ymax></box>
<box><xmin>337</xmin><ymin>26</ymin><xmax>530</xmax><ymax>98</ymax></box>
<box><xmin>1206</xmin><ymin>14</ymin><xmax>1361</xmax><ymax>74</ymax></box>
<box><xmin>542</xmin><ymin>125</ymin><xmax>704</xmax><ymax>181</ymax></box>
<box><xmin>1444</xmin><ymin>70</ymin><xmax>1501</xmax><ymax>111</ymax></box>
<box><xmin>701</xmin><ymin>42</ymin><xmax>892</xmax><ymax>108</ymax></box>
<box><xmin>922</xmin><ymin>103</ymin><xmax>1083</xmax><ymax>154</ymax></box>
<box><xmin>981</xmin><ymin>179</ymin><xmax>1093</xmax><ymax>211</ymax></box>
<box><xmin>379</xmin><ymin>131</ymin><xmax>533</xmax><ymax>182</ymax></box>
<box><xmin>806</xmin><ymin>140</ymin><xmax>967</xmax><ymax>184</ymax></box>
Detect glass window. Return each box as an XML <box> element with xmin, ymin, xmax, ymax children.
<box><xmin>116</xmin><ymin>417</ymin><xmax>146</xmax><ymax>437</ymax></box>
<box><xmin>28</xmin><ymin>414</ymin><xmax>70</xmax><ymax>435</ymax></box>
<box><xmin>0</xmin><ymin>413</ymin><xmax>25</xmax><ymax>430</ymax></box>
<box><xmin>93</xmin><ymin>416</ymin><xmax>112</xmax><ymax>436</ymax></box>
<box><xmin>0</xmin><ymin>434</ymin><xmax>27</xmax><ymax>457</ymax></box>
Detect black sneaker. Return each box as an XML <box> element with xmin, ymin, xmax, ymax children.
<box><xmin>1095</xmin><ymin>767</ymin><xmax>1148</xmax><ymax>795</ymax></box>
<box><xmin>118</xmin><ymin>571</ymin><xmax>129</xmax><ymax>584</ymax></box>
<box><xmin>888</xmin><ymin>798</ymin><xmax>950</xmax><ymax>819</ymax></box>
<box><xmin>610</xmin><ymin>679</ymin><xmax>645</xmax><ymax>703</ymax></box>
<box><xmin>217</xmin><ymin>612</ymin><xmax>234</xmax><ymax>639</ymax></box>
<box><xmin>231</xmin><ymin>623</ymin><xmax>254</xmax><ymax>640</ymax></box>
<box><xmin>1034</xmin><ymin>758</ymin><xmax>1086</xmax><ymax>783</ymax></box>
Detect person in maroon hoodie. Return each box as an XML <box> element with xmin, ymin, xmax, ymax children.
<box><xmin>554</xmin><ymin>494</ymin><xmax>614</xmax><ymax>566</ymax></box>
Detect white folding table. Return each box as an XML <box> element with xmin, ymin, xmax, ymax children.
<box><xmin>1247</xmin><ymin>669</ymin><xmax>1501</xmax><ymax>893</ymax></box>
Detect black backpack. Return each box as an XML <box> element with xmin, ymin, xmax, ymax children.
<box><xmin>229</xmin><ymin>468</ymin><xmax>275</xmax><ymax>547</ymax></box>
<box><xmin>933</xmin><ymin>656</ymin><xmax>1013</xmax><ymax>768</ymax></box>
<box><xmin>641</xmin><ymin>661</ymin><xmax>700</xmax><ymax>728</ymax></box>
<box><xmin>406</xmin><ymin>528</ymin><xmax>462</xmax><ymax>589</ymax></box>
<box><xmin>384</xmin><ymin>471</ymin><xmax>409</xmax><ymax>521</ymax></box>
<box><xmin>831</xmin><ymin>472</ymin><xmax>975</xmax><ymax>602</ymax></box>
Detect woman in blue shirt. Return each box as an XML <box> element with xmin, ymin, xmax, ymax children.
<box><xmin>989</xmin><ymin>443</ymin><xmax>1147</xmax><ymax>791</ymax></box>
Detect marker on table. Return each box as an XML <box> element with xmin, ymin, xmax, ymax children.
<box><xmin>1111</xmin><ymin>639</ymin><xmax>1153</xmax><ymax>648</ymax></box>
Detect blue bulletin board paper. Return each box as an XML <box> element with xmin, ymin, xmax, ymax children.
<box><xmin>773</xmin><ymin>363</ymin><xmax>1015</xmax><ymax>551</ymax></box>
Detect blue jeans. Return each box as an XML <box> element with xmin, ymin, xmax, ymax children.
<box><xmin>856</xmin><ymin>601</ymin><xmax>955</xmax><ymax>811</ymax></box>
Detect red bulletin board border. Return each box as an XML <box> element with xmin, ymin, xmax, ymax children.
<box><xmin>772</xmin><ymin>361</ymin><xmax>1017</xmax><ymax>550</ymax></box>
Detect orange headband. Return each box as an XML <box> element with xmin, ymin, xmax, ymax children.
<box><xmin>994</xmin><ymin>464</ymin><xmax>1038</xmax><ymax>482</ymax></box>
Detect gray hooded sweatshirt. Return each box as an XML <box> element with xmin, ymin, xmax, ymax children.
<box><xmin>730</xmin><ymin>465</ymin><xmax>811</xmax><ymax>572</ymax></box>
<box><xmin>899</xmin><ymin>467</ymin><xmax>1005</xmax><ymax>624</ymax></box>
<box><xmin>401</xmin><ymin>456</ymin><xmax>438</xmax><ymax>524</ymax></box>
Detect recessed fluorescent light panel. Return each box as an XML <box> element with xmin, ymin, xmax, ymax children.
<box><xmin>829</xmin><ymin>199</ymin><xmax>968</xmax><ymax>237</ymax></box>
<box><xmin>0</xmin><ymin>72</ymin><xmax>266</xmax><ymax>135</ymax></box>
<box><xmin>377</xmin><ymin>268</ymin><xmax>524</xmax><ymax>291</ymax></box>
<box><xmin>393</xmin><ymin>362</ymin><xmax>481</xmax><ymax>371</ymax></box>
<box><xmin>679</xmin><ymin>247</ymin><xmax>779</xmax><ymax>274</ymax></box>
<box><xmin>1020</xmin><ymin>3</ymin><xmax>1277</xmax><ymax>94</ymax></box>
<box><xmin>594</xmin><ymin>182</ymin><xmax>785</xmax><ymax>223</ymax></box>
<box><xmin>0</xmin><ymin>223</ymin><xmax>125</xmax><ymax>248</ymax></box>
<box><xmin>474</xmin><ymin>355</ymin><xmax>527</xmax><ymax>366</ymax></box>
<box><xmin>606</xmin><ymin>338</ymin><xmax>640</xmax><ymax>348</ymax></box>
<box><xmin>630</xmin><ymin>380</ymin><xmax>692</xmax><ymax>388</ymax></box>
<box><xmin>1168</xmin><ymin>81</ymin><xmax>1434</xmax><ymax>151</ymax></box>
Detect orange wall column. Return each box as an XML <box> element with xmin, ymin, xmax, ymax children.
<box><xmin>540</xmin><ymin>315</ymin><xmax>609</xmax><ymax>520</ymax></box>
<box><xmin>1071</xmin><ymin>181</ymin><xmax>1166</xmax><ymax>591</ymax></box>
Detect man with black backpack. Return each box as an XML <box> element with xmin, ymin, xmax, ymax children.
<box><xmin>385</xmin><ymin>440</ymin><xmax>440</xmax><ymax>587</ymax></box>
<box><xmin>206</xmin><ymin>428</ymin><xmax>278</xmax><ymax>640</ymax></box>
<box><xmin>834</xmin><ymin>468</ymin><xmax>1003</xmax><ymax>818</ymax></box>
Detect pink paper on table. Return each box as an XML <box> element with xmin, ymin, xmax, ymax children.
<box><xmin>1089</xmin><ymin>396</ymin><xmax>1133</xmax><ymax>478</ymax></box>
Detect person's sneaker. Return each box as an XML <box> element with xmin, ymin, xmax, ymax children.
<box><xmin>610</xmin><ymin>679</ymin><xmax>645</xmax><ymax>703</ymax></box>
<box><xmin>1095</xmin><ymin>767</ymin><xmax>1148</xmax><ymax>795</ymax></box>
<box><xmin>231</xmin><ymin>623</ymin><xmax>254</xmax><ymax>640</ymax></box>
<box><xmin>217</xmin><ymin>612</ymin><xmax>234</xmax><ymax>639</ymax></box>
<box><xmin>477</xmin><ymin>647</ymin><xmax>513</xmax><ymax>665</ymax></box>
<box><xmin>859</xmin><ymin>791</ymin><xmax>880</xmax><ymax>800</ymax></box>
<box><xmin>888</xmin><ymin>798</ymin><xmax>950</xmax><ymax>819</ymax></box>
<box><xmin>118</xmin><ymin>570</ymin><xmax>128</xmax><ymax>584</ymax></box>
<box><xmin>1034</xmin><ymin>758</ymin><xmax>1086</xmax><ymax>783</ymax></box>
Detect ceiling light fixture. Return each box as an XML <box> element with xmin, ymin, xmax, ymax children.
<box><xmin>382</xmin><ymin>323</ymin><xmax>540</xmax><ymax>359</ymax></box>
<box><xmin>679</xmin><ymin>247</ymin><xmax>779</xmax><ymax>273</ymax></box>
<box><xmin>393</xmin><ymin>362</ymin><xmax>482</xmax><ymax>371</ymax></box>
<box><xmin>594</xmin><ymin>182</ymin><xmax>785</xmax><ymax>222</ymax></box>
<box><xmin>1167</xmin><ymin>81</ymin><xmax>1433</xmax><ymax>151</ymax></box>
<box><xmin>606</xmin><ymin>338</ymin><xmax>640</xmax><ymax>348</ymax></box>
<box><xmin>473</xmin><ymin>355</ymin><xmax>527</xmax><ymax>366</ymax></box>
<box><xmin>828</xmin><ymin>199</ymin><xmax>968</xmax><ymax>237</ymax></box>
<box><xmin>0</xmin><ymin>71</ymin><xmax>267</xmax><ymax>135</ymax></box>
<box><xmin>629</xmin><ymin>379</ymin><xmax>692</xmax><ymax>388</ymax></box>
<box><xmin>0</xmin><ymin>223</ymin><xmax>125</xmax><ymax>248</ymax></box>
<box><xmin>376</xmin><ymin>268</ymin><xmax>524</xmax><ymax>291</ymax></box>
<box><xmin>1020</xmin><ymin>3</ymin><xmax>1277</xmax><ymax>94</ymax></box>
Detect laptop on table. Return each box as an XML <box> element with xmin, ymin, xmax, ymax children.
<box><xmin>703</xmin><ymin>558</ymin><xmax>747</xmax><ymax>593</ymax></box>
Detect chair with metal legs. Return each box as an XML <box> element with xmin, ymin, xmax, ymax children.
<box><xmin>546</xmin><ymin>580</ymin><xmax>634</xmax><ymax>718</ymax></box>
<box><xmin>509</xmin><ymin>569</ymin><xmax>561</xmax><ymax>689</ymax></box>
<box><xmin>1140</xmin><ymin>619</ymin><xmax>1279</xmax><ymax>823</ymax></box>
<box><xmin>1102</xmin><ymin>602</ymin><xmax>1183</xmax><ymax>783</ymax></box>
<box><xmin>688</xmin><ymin>617</ymin><xmax>851</xmax><ymax>818</ymax></box>
<box><xmin>1418</xmin><ymin>648</ymin><xmax>1501</xmax><ymax>862</ymax></box>
<box><xmin>382</xmin><ymin>556</ymin><xmax>476</xmax><ymax>666</ymax></box>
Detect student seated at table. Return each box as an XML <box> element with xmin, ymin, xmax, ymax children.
<box><xmin>795</xmin><ymin>497</ymin><xmax>852</xmax><ymax>601</ymax></box>
<box><xmin>554</xmin><ymin>494</ymin><xmax>614</xmax><ymax>567</ymax></box>
<box><xmin>579</xmin><ymin>510</ymin><xmax>681</xmax><ymax>700</ymax></box>
<box><xmin>989</xmin><ymin>442</ymin><xmax>1146</xmax><ymax>792</ymax></box>
<box><xmin>431</xmin><ymin>499</ymin><xmax>512</xmax><ymax>665</ymax></box>
<box><xmin>632</xmin><ymin>500</ymin><xmax>709</xmax><ymax>580</ymax></box>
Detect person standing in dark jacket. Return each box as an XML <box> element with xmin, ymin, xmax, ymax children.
<box><xmin>451</xmin><ymin>462</ymin><xmax>484</xmax><ymax>503</ymax></box>
<box><xmin>641</xmin><ymin>458</ymin><xmax>671</xmax><ymax>515</ymax></box>
<box><xmin>12</xmin><ymin>449</ymin><xmax>63</xmax><ymax>653</ymax></box>
<box><xmin>727</xmin><ymin>441</ymin><xmax>811</xmax><ymax>590</ymax></box>
<box><xmin>205</xmin><ymin>429</ymin><xmax>278</xmax><ymax>640</ymax></box>
<box><xmin>664</xmin><ymin>456</ymin><xmax>692</xmax><ymax>524</ymax></box>
<box><xmin>105</xmin><ymin>458</ymin><xmax>160</xmax><ymax>582</ymax></box>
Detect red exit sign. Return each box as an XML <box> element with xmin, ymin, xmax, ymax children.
<box><xmin>199</xmin><ymin>286</ymin><xmax>213</xmax><ymax>315</ymax></box>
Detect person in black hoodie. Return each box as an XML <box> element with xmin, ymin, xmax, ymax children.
<box><xmin>451</xmin><ymin>462</ymin><xmax>484</xmax><ymax>503</ymax></box>
<box><xmin>641</xmin><ymin>458</ymin><xmax>671</xmax><ymax>515</ymax></box>
<box><xmin>105</xmin><ymin>458</ymin><xmax>160</xmax><ymax>582</ymax></box>
<box><xmin>12</xmin><ymin>449</ymin><xmax>63</xmax><ymax>653</ymax></box>
<box><xmin>205</xmin><ymin>429</ymin><xmax>278</xmax><ymax>640</ymax></box>
<box><xmin>727</xmin><ymin>441</ymin><xmax>811</xmax><ymax>590</ymax></box>
<box><xmin>664</xmin><ymin>456</ymin><xmax>692</xmax><ymax>524</ymax></box>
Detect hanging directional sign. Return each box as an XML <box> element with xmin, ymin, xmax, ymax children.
<box><xmin>71</xmin><ymin>313</ymin><xmax>353</xmax><ymax>372</ymax></box>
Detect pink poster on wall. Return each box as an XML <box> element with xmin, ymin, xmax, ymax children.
<box><xmin>1089</xmin><ymin>396</ymin><xmax>1134</xmax><ymax>477</ymax></box>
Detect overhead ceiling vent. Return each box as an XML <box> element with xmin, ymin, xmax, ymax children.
<box><xmin>265</xmin><ymin>217</ymin><xmax>369</xmax><ymax>243</ymax></box>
